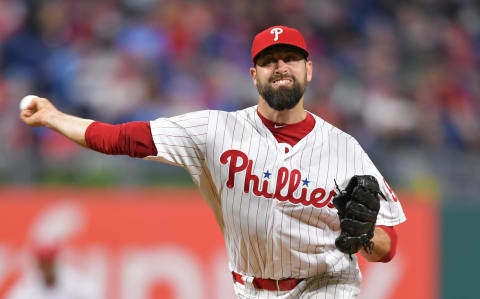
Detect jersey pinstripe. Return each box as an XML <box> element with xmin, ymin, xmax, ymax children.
<box><xmin>147</xmin><ymin>105</ymin><xmax>406</xmax><ymax>286</ymax></box>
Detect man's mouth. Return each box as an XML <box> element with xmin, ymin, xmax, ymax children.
<box><xmin>272</xmin><ymin>78</ymin><xmax>293</xmax><ymax>86</ymax></box>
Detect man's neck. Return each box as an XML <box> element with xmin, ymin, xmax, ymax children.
<box><xmin>257</xmin><ymin>97</ymin><xmax>307</xmax><ymax>124</ymax></box>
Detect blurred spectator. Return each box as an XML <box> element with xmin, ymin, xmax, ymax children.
<box><xmin>0</xmin><ymin>0</ymin><xmax>479</xmax><ymax>188</ymax></box>
<box><xmin>5</xmin><ymin>243</ymin><xmax>99</xmax><ymax>299</ymax></box>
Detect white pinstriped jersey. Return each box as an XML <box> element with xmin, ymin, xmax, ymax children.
<box><xmin>147</xmin><ymin>105</ymin><xmax>406</xmax><ymax>283</ymax></box>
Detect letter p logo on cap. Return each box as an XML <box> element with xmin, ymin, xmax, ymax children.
<box><xmin>270</xmin><ymin>27</ymin><xmax>284</xmax><ymax>41</ymax></box>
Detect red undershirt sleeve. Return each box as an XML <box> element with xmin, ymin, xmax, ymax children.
<box><xmin>377</xmin><ymin>225</ymin><xmax>397</xmax><ymax>263</ymax></box>
<box><xmin>85</xmin><ymin>121</ymin><xmax>157</xmax><ymax>158</ymax></box>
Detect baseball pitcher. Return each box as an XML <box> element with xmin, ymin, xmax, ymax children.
<box><xmin>20</xmin><ymin>26</ymin><xmax>406</xmax><ymax>298</ymax></box>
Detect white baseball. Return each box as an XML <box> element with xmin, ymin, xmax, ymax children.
<box><xmin>19</xmin><ymin>95</ymin><xmax>38</xmax><ymax>110</ymax></box>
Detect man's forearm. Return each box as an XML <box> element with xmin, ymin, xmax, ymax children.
<box><xmin>20</xmin><ymin>97</ymin><xmax>157</xmax><ymax>157</ymax></box>
<box><xmin>46</xmin><ymin>111</ymin><xmax>94</xmax><ymax>147</ymax></box>
<box><xmin>360</xmin><ymin>226</ymin><xmax>391</xmax><ymax>262</ymax></box>
<box><xmin>20</xmin><ymin>97</ymin><xmax>94</xmax><ymax>147</ymax></box>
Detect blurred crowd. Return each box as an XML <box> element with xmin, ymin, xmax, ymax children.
<box><xmin>0</xmin><ymin>0</ymin><xmax>479</xmax><ymax>184</ymax></box>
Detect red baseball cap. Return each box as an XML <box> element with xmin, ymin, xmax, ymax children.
<box><xmin>251</xmin><ymin>25</ymin><xmax>309</xmax><ymax>64</ymax></box>
<box><xmin>32</xmin><ymin>243</ymin><xmax>59</xmax><ymax>262</ymax></box>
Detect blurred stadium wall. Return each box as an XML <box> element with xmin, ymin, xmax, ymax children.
<box><xmin>0</xmin><ymin>189</ymin><xmax>436</xmax><ymax>299</ymax></box>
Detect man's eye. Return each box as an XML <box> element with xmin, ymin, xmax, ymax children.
<box><xmin>261</xmin><ymin>58</ymin><xmax>274</xmax><ymax>66</ymax></box>
<box><xmin>285</xmin><ymin>56</ymin><xmax>300</xmax><ymax>62</ymax></box>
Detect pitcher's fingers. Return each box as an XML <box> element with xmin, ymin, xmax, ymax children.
<box><xmin>20</xmin><ymin>109</ymin><xmax>31</xmax><ymax>118</ymax></box>
<box><xmin>26</xmin><ymin>99</ymin><xmax>37</xmax><ymax>111</ymax></box>
<box><xmin>20</xmin><ymin>110</ymin><xmax>36</xmax><ymax>124</ymax></box>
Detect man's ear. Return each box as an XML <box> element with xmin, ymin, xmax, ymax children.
<box><xmin>306</xmin><ymin>60</ymin><xmax>313</xmax><ymax>82</ymax></box>
<box><xmin>250</xmin><ymin>66</ymin><xmax>257</xmax><ymax>86</ymax></box>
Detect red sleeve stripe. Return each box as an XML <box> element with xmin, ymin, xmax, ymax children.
<box><xmin>377</xmin><ymin>225</ymin><xmax>397</xmax><ymax>263</ymax></box>
<box><xmin>85</xmin><ymin>121</ymin><xmax>157</xmax><ymax>158</ymax></box>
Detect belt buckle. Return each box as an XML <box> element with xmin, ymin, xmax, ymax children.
<box><xmin>242</xmin><ymin>275</ymin><xmax>256</xmax><ymax>293</ymax></box>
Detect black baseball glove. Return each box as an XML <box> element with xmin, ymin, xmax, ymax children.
<box><xmin>332</xmin><ymin>175</ymin><xmax>386</xmax><ymax>258</ymax></box>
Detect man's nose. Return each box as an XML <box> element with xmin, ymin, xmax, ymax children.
<box><xmin>274</xmin><ymin>59</ymin><xmax>289</xmax><ymax>73</ymax></box>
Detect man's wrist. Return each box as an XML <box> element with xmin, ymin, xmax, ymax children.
<box><xmin>360</xmin><ymin>226</ymin><xmax>398</xmax><ymax>263</ymax></box>
<box><xmin>44</xmin><ymin>110</ymin><xmax>63</xmax><ymax>130</ymax></box>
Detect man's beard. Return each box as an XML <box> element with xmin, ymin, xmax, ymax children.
<box><xmin>257</xmin><ymin>74</ymin><xmax>307</xmax><ymax>111</ymax></box>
